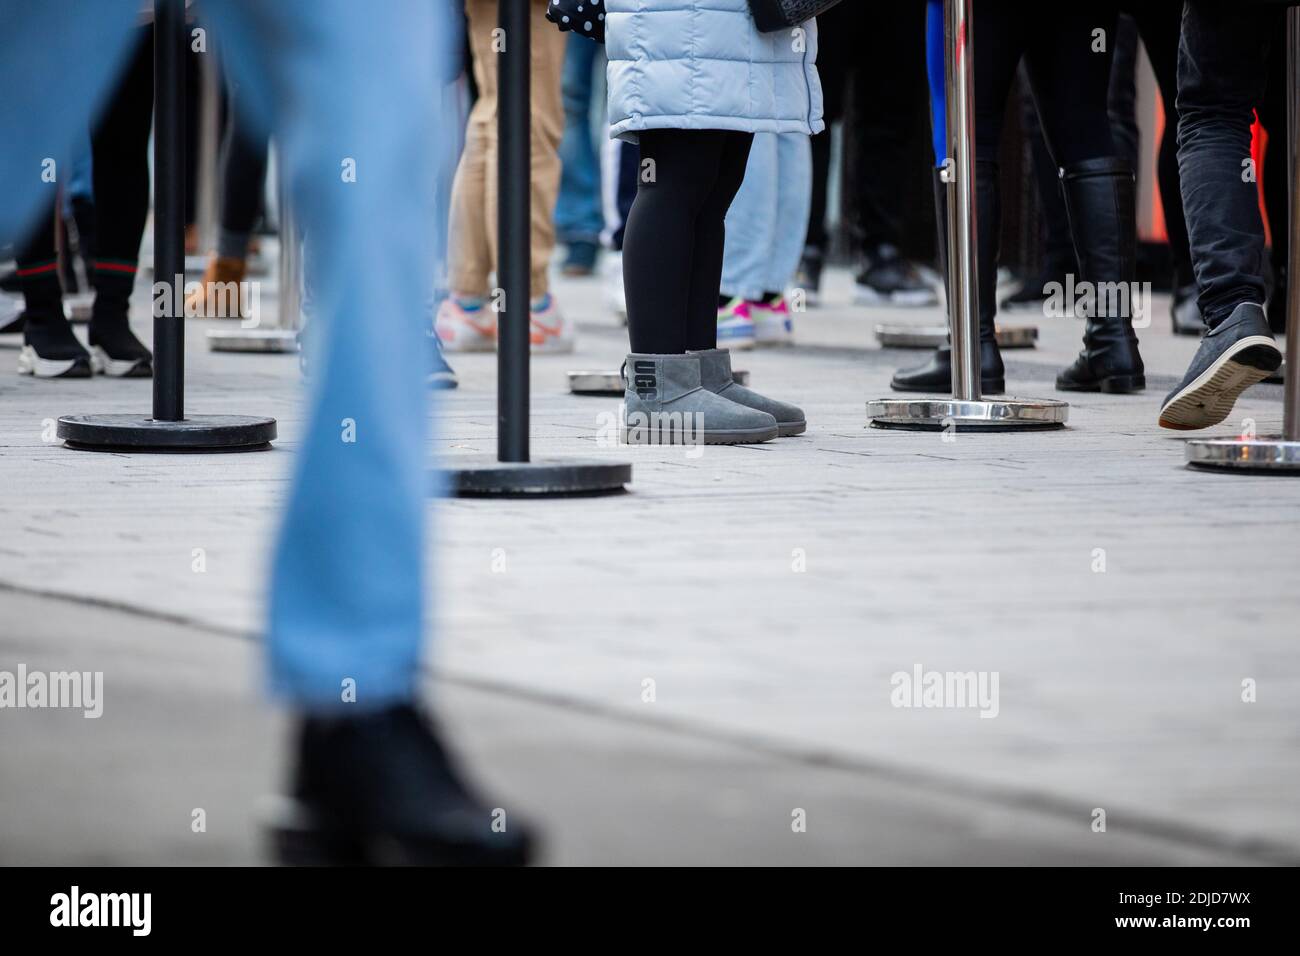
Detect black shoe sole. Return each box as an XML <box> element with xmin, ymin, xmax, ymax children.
<box><xmin>1055</xmin><ymin>373</ymin><xmax>1146</xmax><ymax>394</ymax></box>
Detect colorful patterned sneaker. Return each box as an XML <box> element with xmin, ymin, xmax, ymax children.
<box><xmin>529</xmin><ymin>293</ymin><xmax>575</xmax><ymax>354</ymax></box>
<box><xmin>435</xmin><ymin>294</ymin><xmax>496</xmax><ymax>352</ymax></box>
<box><xmin>717</xmin><ymin>297</ymin><xmax>757</xmax><ymax>350</ymax></box>
<box><xmin>751</xmin><ymin>293</ymin><xmax>794</xmax><ymax>347</ymax></box>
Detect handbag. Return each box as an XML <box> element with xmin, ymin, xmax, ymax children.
<box><xmin>545</xmin><ymin>0</ymin><xmax>606</xmax><ymax>44</ymax></box>
<box><xmin>747</xmin><ymin>0</ymin><xmax>843</xmax><ymax>33</ymax></box>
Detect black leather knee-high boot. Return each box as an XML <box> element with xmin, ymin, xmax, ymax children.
<box><xmin>1055</xmin><ymin>157</ymin><xmax>1146</xmax><ymax>393</ymax></box>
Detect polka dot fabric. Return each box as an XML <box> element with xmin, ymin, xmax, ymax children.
<box><xmin>546</xmin><ymin>0</ymin><xmax>606</xmax><ymax>44</ymax></box>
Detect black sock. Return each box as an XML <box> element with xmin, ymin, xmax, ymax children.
<box><xmin>18</xmin><ymin>259</ymin><xmax>63</xmax><ymax>318</ymax></box>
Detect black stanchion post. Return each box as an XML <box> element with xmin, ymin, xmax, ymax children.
<box><xmin>57</xmin><ymin>0</ymin><xmax>275</xmax><ymax>452</ymax></box>
<box><xmin>498</xmin><ymin>0</ymin><xmax>530</xmax><ymax>463</ymax></box>
<box><xmin>153</xmin><ymin>0</ymin><xmax>184</xmax><ymax>423</ymax></box>
<box><xmin>442</xmin><ymin>0</ymin><xmax>629</xmax><ymax>496</ymax></box>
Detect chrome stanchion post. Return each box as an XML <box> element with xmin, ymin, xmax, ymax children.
<box><xmin>441</xmin><ymin>0</ymin><xmax>630</xmax><ymax>495</ymax></box>
<box><xmin>946</xmin><ymin>0</ymin><xmax>979</xmax><ymax>403</ymax></box>
<box><xmin>872</xmin><ymin>0</ymin><xmax>1036</xmax><ymax>354</ymax></box>
<box><xmin>1185</xmin><ymin>8</ymin><xmax>1300</xmax><ymax>472</ymax></box>
<box><xmin>207</xmin><ymin>173</ymin><xmax>300</xmax><ymax>353</ymax></box>
<box><xmin>56</xmin><ymin>0</ymin><xmax>276</xmax><ymax>451</ymax></box>
<box><xmin>867</xmin><ymin>0</ymin><xmax>1067</xmax><ymax>431</ymax></box>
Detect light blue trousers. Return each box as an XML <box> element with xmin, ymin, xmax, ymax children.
<box><xmin>720</xmin><ymin>132</ymin><xmax>812</xmax><ymax>302</ymax></box>
<box><xmin>1</xmin><ymin>0</ymin><xmax>452</xmax><ymax>713</ymax></box>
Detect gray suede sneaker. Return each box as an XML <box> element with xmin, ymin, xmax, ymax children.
<box><xmin>623</xmin><ymin>352</ymin><xmax>778</xmax><ymax>445</ymax></box>
<box><xmin>693</xmin><ymin>348</ymin><xmax>806</xmax><ymax>437</ymax></box>
<box><xmin>1159</xmin><ymin>303</ymin><xmax>1282</xmax><ymax>430</ymax></box>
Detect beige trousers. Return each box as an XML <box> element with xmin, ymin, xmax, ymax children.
<box><xmin>448</xmin><ymin>0</ymin><xmax>565</xmax><ymax>298</ymax></box>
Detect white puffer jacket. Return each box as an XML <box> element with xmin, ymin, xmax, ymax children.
<box><xmin>605</xmin><ymin>0</ymin><xmax>825</xmax><ymax>141</ymax></box>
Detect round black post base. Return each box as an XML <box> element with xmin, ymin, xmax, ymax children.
<box><xmin>440</xmin><ymin>457</ymin><xmax>631</xmax><ymax>497</ymax></box>
<box><xmin>57</xmin><ymin>414</ymin><xmax>277</xmax><ymax>452</ymax></box>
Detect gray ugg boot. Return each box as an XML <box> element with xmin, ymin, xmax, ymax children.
<box><xmin>693</xmin><ymin>348</ymin><xmax>806</xmax><ymax>437</ymax></box>
<box><xmin>623</xmin><ymin>352</ymin><xmax>778</xmax><ymax>445</ymax></box>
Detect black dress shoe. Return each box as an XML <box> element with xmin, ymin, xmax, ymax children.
<box><xmin>891</xmin><ymin>341</ymin><xmax>1005</xmax><ymax>394</ymax></box>
<box><xmin>1159</xmin><ymin>302</ymin><xmax>1282</xmax><ymax>430</ymax></box>
<box><xmin>267</xmin><ymin>704</ymin><xmax>535</xmax><ymax>866</ymax></box>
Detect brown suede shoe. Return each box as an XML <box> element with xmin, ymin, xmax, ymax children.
<box><xmin>185</xmin><ymin>254</ymin><xmax>248</xmax><ymax>318</ymax></box>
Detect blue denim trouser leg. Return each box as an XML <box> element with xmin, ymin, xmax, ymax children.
<box><xmin>206</xmin><ymin>1</ymin><xmax>449</xmax><ymax>712</ymax></box>
<box><xmin>721</xmin><ymin>133</ymin><xmax>812</xmax><ymax>301</ymax></box>
<box><xmin>0</xmin><ymin>0</ymin><xmax>451</xmax><ymax>715</ymax></box>
<box><xmin>1177</xmin><ymin>1</ymin><xmax>1271</xmax><ymax>328</ymax></box>
<box><xmin>555</xmin><ymin>34</ymin><xmax>605</xmax><ymax>245</ymax></box>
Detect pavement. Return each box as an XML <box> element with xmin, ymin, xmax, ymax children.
<box><xmin>1</xmin><ymin>258</ymin><xmax>1297</xmax><ymax>865</ymax></box>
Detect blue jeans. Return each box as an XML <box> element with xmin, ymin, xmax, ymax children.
<box><xmin>721</xmin><ymin>133</ymin><xmax>812</xmax><ymax>301</ymax></box>
<box><xmin>555</xmin><ymin>34</ymin><xmax>605</xmax><ymax>245</ymax></box>
<box><xmin>1177</xmin><ymin>0</ymin><xmax>1271</xmax><ymax>328</ymax></box>
<box><xmin>1</xmin><ymin>0</ymin><xmax>453</xmax><ymax>713</ymax></box>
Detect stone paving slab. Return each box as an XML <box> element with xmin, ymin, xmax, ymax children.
<box><xmin>1</xmin><ymin>266</ymin><xmax>1297</xmax><ymax>863</ymax></box>
<box><xmin>0</xmin><ymin>588</ymin><xmax>1265</xmax><ymax>865</ymax></box>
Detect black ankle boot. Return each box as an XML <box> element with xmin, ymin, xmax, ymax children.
<box><xmin>1055</xmin><ymin>157</ymin><xmax>1146</xmax><ymax>393</ymax></box>
<box><xmin>268</xmin><ymin>703</ymin><xmax>535</xmax><ymax>866</ymax></box>
<box><xmin>893</xmin><ymin>160</ymin><xmax>1005</xmax><ymax>394</ymax></box>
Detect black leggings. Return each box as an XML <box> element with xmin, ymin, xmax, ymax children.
<box><xmin>623</xmin><ymin>129</ymin><xmax>754</xmax><ymax>354</ymax></box>
<box><xmin>977</xmin><ymin>4</ymin><xmax>1119</xmax><ymax>168</ymax></box>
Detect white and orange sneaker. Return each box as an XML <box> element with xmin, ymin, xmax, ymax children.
<box><xmin>436</xmin><ymin>295</ymin><xmax>496</xmax><ymax>352</ymax></box>
<box><xmin>529</xmin><ymin>293</ymin><xmax>574</xmax><ymax>354</ymax></box>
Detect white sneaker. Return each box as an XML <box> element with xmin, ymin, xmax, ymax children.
<box><xmin>530</xmin><ymin>294</ymin><xmax>575</xmax><ymax>354</ymax></box>
<box><xmin>436</xmin><ymin>296</ymin><xmax>496</xmax><ymax>352</ymax></box>
<box><xmin>751</xmin><ymin>295</ymin><xmax>794</xmax><ymax>347</ymax></box>
<box><xmin>602</xmin><ymin>251</ymin><xmax>627</xmax><ymax>324</ymax></box>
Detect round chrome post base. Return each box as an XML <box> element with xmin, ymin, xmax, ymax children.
<box><xmin>1185</xmin><ymin>436</ymin><xmax>1300</xmax><ymax>473</ymax></box>
<box><xmin>866</xmin><ymin>397</ymin><xmax>1069</xmax><ymax>431</ymax></box>
<box><xmin>439</xmin><ymin>457</ymin><xmax>632</xmax><ymax>497</ymax></box>
<box><xmin>57</xmin><ymin>413</ymin><xmax>277</xmax><ymax>452</ymax></box>
<box><xmin>567</xmin><ymin>369</ymin><xmax>748</xmax><ymax>396</ymax></box>
<box><xmin>874</xmin><ymin>323</ymin><xmax>1038</xmax><ymax>349</ymax></box>
<box><xmin>207</xmin><ymin>328</ymin><xmax>299</xmax><ymax>353</ymax></box>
